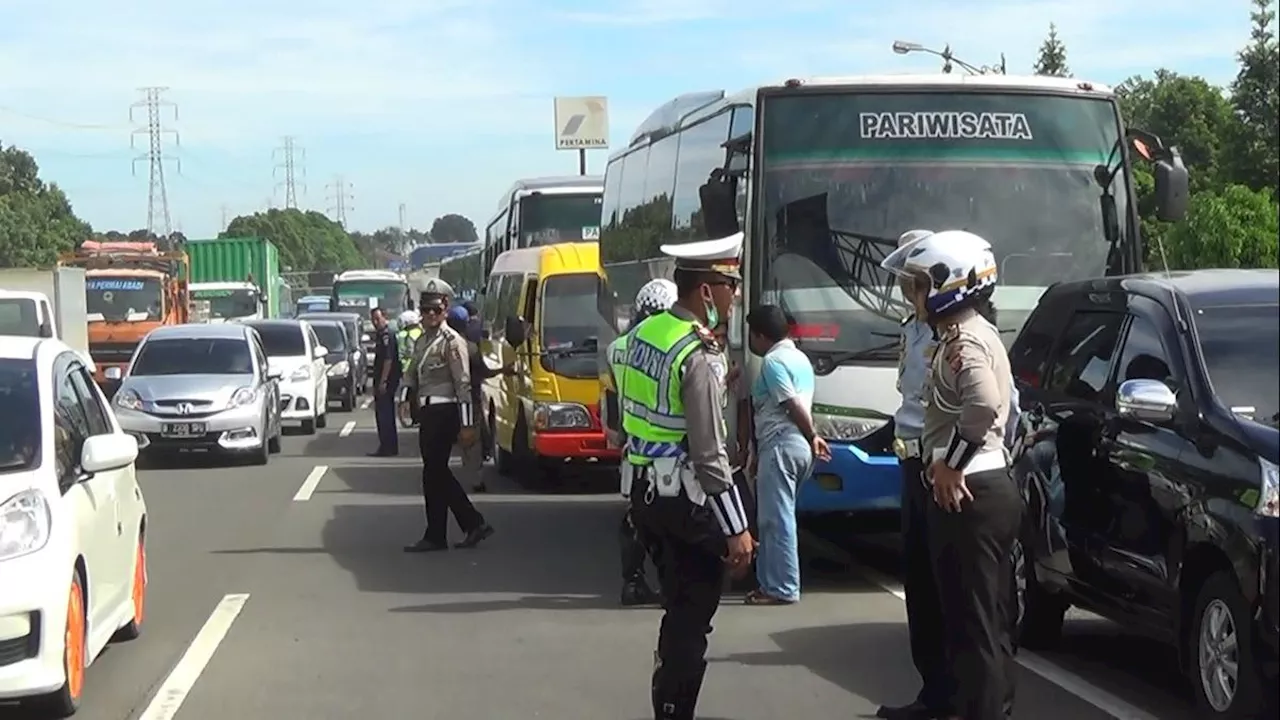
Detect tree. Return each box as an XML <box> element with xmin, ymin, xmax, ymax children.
<box><xmin>221</xmin><ymin>208</ymin><xmax>363</xmax><ymax>278</ymax></box>
<box><xmin>1161</xmin><ymin>184</ymin><xmax>1278</xmax><ymax>270</ymax></box>
<box><xmin>1227</xmin><ymin>0</ymin><xmax>1279</xmax><ymax>195</ymax></box>
<box><xmin>0</xmin><ymin>143</ymin><xmax>92</xmax><ymax>268</ymax></box>
<box><xmin>429</xmin><ymin>214</ymin><xmax>478</xmax><ymax>244</ymax></box>
<box><xmin>1032</xmin><ymin>23</ymin><xmax>1071</xmax><ymax>77</ymax></box>
<box><xmin>1117</xmin><ymin>70</ymin><xmax>1238</xmax><ymax>191</ymax></box>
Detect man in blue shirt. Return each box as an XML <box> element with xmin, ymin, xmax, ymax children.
<box><xmin>744</xmin><ymin>305</ymin><xmax>830</xmax><ymax>605</ymax></box>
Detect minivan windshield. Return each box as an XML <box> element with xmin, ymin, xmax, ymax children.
<box><xmin>0</xmin><ymin>359</ymin><xmax>40</xmax><ymax>473</ymax></box>
<box><xmin>132</xmin><ymin>338</ymin><xmax>254</xmax><ymax>376</ymax></box>
<box><xmin>1196</xmin><ymin>303</ymin><xmax>1279</xmax><ymax>426</ymax></box>
<box><xmin>247</xmin><ymin>323</ymin><xmax>306</xmax><ymax>357</ymax></box>
<box><xmin>539</xmin><ymin>273</ymin><xmax>601</xmax><ymax>379</ymax></box>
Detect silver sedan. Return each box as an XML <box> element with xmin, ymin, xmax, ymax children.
<box><xmin>112</xmin><ymin>322</ymin><xmax>283</xmax><ymax>464</ymax></box>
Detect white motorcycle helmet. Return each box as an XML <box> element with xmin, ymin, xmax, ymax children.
<box><xmin>398</xmin><ymin>309</ymin><xmax>420</xmax><ymax>326</ymax></box>
<box><xmin>633</xmin><ymin>278</ymin><xmax>678</xmax><ymax>319</ymax></box>
<box><xmin>880</xmin><ymin>230</ymin><xmax>998</xmax><ymax>317</ymax></box>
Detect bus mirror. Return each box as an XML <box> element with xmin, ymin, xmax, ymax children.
<box><xmin>504</xmin><ymin>315</ymin><xmax>527</xmax><ymax>347</ymax></box>
<box><xmin>699</xmin><ymin>176</ymin><xmax>740</xmax><ymax>239</ymax></box>
<box><xmin>1153</xmin><ymin>151</ymin><xmax>1189</xmax><ymax>223</ymax></box>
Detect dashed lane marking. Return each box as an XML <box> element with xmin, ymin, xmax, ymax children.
<box><xmin>339</xmin><ymin>421</ymin><xmax>356</xmax><ymax>437</ymax></box>
<box><xmin>292</xmin><ymin>465</ymin><xmax>328</xmax><ymax>501</ymax></box>
<box><xmin>136</xmin><ymin>593</ymin><xmax>250</xmax><ymax>720</ymax></box>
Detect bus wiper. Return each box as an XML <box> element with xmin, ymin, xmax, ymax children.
<box><xmin>800</xmin><ymin>340</ymin><xmax>900</xmax><ymax>368</ymax></box>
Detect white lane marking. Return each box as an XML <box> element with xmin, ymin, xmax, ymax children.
<box><xmin>137</xmin><ymin>593</ymin><xmax>249</xmax><ymax>720</ymax></box>
<box><xmin>360</xmin><ymin>398</ymin><xmax>372</xmax><ymax>410</ymax></box>
<box><xmin>849</xmin><ymin>561</ymin><xmax>1160</xmax><ymax>720</ymax></box>
<box><xmin>339</xmin><ymin>421</ymin><xmax>356</xmax><ymax>437</ymax></box>
<box><xmin>292</xmin><ymin>465</ymin><xmax>328</xmax><ymax>501</ymax></box>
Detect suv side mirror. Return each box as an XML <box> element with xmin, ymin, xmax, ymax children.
<box><xmin>1116</xmin><ymin>379</ymin><xmax>1178</xmax><ymax>423</ymax></box>
<box><xmin>504</xmin><ymin>315</ymin><xmax>527</xmax><ymax>347</ymax></box>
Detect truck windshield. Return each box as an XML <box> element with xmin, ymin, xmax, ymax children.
<box><xmin>519</xmin><ymin>193</ymin><xmax>604</xmax><ymax>247</ymax></box>
<box><xmin>539</xmin><ymin>273</ymin><xmax>601</xmax><ymax>379</ymax></box>
<box><xmin>132</xmin><ymin>338</ymin><xmax>254</xmax><ymax>376</ymax></box>
<box><xmin>333</xmin><ymin>281</ymin><xmax>407</xmax><ymax>315</ymax></box>
<box><xmin>0</xmin><ymin>299</ymin><xmax>41</xmax><ymax>336</ymax></box>
<box><xmin>1195</xmin><ymin>303</ymin><xmax>1279</xmax><ymax>426</ymax></box>
<box><xmin>756</xmin><ymin>91</ymin><xmax>1130</xmax><ymax>359</ymax></box>
<box><xmin>85</xmin><ymin>276</ymin><xmax>164</xmax><ymax>322</ymax></box>
<box><xmin>192</xmin><ymin>288</ymin><xmax>258</xmax><ymax>319</ymax></box>
<box><xmin>0</xmin><ymin>359</ymin><xmax>40</xmax><ymax>473</ymax></box>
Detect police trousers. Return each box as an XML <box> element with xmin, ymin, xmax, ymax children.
<box><xmin>417</xmin><ymin>402</ymin><xmax>484</xmax><ymax>544</ymax></box>
<box><xmin>928</xmin><ymin>466</ymin><xmax>1021</xmax><ymax>720</ymax></box>
<box><xmin>900</xmin><ymin>453</ymin><xmax>950</xmax><ymax>712</ymax></box>
<box><xmin>630</xmin><ymin>473</ymin><xmax>727</xmax><ymax>719</ymax></box>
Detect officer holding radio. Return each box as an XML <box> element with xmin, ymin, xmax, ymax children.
<box><xmin>619</xmin><ymin>232</ymin><xmax>753</xmax><ymax>720</ymax></box>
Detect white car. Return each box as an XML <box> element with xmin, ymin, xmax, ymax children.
<box><xmin>240</xmin><ymin>319</ymin><xmax>329</xmax><ymax>434</ymax></box>
<box><xmin>0</xmin><ymin>337</ymin><xmax>148</xmax><ymax>716</ymax></box>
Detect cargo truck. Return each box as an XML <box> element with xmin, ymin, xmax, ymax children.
<box><xmin>0</xmin><ymin>267</ymin><xmax>93</xmax><ymax>369</ymax></box>
<box><xmin>186</xmin><ymin>236</ymin><xmax>285</xmax><ymax>319</ymax></box>
<box><xmin>58</xmin><ymin>240</ymin><xmax>191</xmax><ymax>396</ymax></box>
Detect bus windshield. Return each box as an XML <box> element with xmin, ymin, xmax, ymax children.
<box><xmin>192</xmin><ymin>288</ymin><xmax>259</xmax><ymax>319</ymax></box>
<box><xmin>756</xmin><ymin>91</ymin><xmax>1130</xmax><ymax>358</ymax></box>
<box><xmin>333</xmin><ymin>280</ymin><xmax>407</xmax><ymax>315</ymax></box>
<box><xmin>519</xmin><ymin>193</ymin><xmax>603</xmax><ymax>247</ymax></box>
<box><xmin>85</xmin><ymin>275</ymin><xmax>165</xmax><ymax>322</ymax></box>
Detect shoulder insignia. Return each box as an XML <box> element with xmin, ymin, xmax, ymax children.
<box><xmin>694</xmin><ymin>323</ymin><xmax>722</xmax><ymax>352</ymax></box>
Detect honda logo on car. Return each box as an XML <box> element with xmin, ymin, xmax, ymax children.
<box><xmin>177</xmin><ymin>403</ymin><xmax>193</xmax><ymax>415</ymax></box>
<box><xmin>858</xmin><ymin>111</ymin><xmax>1034</xmax><ymax>140</ymax></box>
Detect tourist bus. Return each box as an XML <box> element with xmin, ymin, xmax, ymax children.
<box><xmin>481</xmin><ymin>176</ymin><xmax>605</xmax><ymax>282</ymax></box>
<box><xmin>596</xmin><ymin>73</ymin><xmax>1188</xmax><ymax>518</ymax></box>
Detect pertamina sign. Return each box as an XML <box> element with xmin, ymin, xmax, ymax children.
<box><xmin>554</xmin><ymin>96</ymin><xmax>610</xmax><ymax>150</ymax></box>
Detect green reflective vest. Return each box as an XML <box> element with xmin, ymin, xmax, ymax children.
<box><xmin>619</xmin><ymin>312</ymin><xmax>703</xmax><ymax>465</ymax></box>
<box><xmin>397</xmin><ymin>326</ymin><xmax>422</xmax><ymax>372</ymax></box>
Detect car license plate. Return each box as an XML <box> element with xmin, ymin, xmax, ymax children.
<box><xmin>161</xmin><ymin>422</ymin><xmax>206</xmax><ymax>437</ymax></box>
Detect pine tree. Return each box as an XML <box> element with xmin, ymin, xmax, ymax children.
<box><xmin>1032</xmin><ymin>23</ymin><xmax>1071</xmax><ymax>77</ymax></box>
<box><xmin>1229</xmin><ymin>0</ymin><xmax>1279</xmax><ymax>194</ymax></box>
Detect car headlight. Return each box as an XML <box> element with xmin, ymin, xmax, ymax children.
<box><xmin>327</xmin><ymin>361</ymin><xmax>349</xmax><ymax>376</ymax></box>
<box><xmin>533</xmin><ymin>402</ymin><xmax>591</xmax><ymax>430</ymax></box>
<box><xmin>290</xmin><ymin>366</ymin><xmax>311</xmax><ymax>381</ymax></box>
<box><xmin>1257</xmin><ymin>457</ymin><xmax>1279</xmax><ymax>518</ymax></box>
<box><xmin>115</xmin><ymin>388</ymin><xmax>143</xmax><ymax>411</ymax></box>
<box><xmin>813</xmin><ymin>412</ymin><xmax>888</xmax><ymax>442</ymax></box>
<box><xmin>0</xmin><ymin>489</ymin><xmax>52</xmax><ymax>562</ymax></box>
<box><xmin>229</xmin><ymin>387</ymin><xmax>258</xmax><ymax>408</ymax></box>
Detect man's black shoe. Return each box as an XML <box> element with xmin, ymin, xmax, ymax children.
<box><xmin>454</xmin><ymin>524</ymin><xmax>495</xmax><ymax>548</ymax></box>
<box><xmin>875</xmin><ymin>701</ymin><xmax>944</xmax><ymax>720</ymax></box>
<box><xmin>366</xmin><ymin>450</ymin><xmax>398</xmax><ymax>457</ymax></box>
<box><xmin>620</xmin><ymin>581</ymin><xmax>662</xmax><ymax>606</ymax></box>
<box><xmin>403</xmin><ymin>540</ymin><xmax>449</xmax><ymax>553</ymax></box>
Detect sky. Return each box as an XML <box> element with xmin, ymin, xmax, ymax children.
<box><xmin>0</xmin><ymin>0</ymin><xmax>1260</xmax><ymax>240</ymax></box>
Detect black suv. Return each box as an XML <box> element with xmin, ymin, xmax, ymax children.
<box><xmin>1008</xmin><ymin>269</ymin><xmax>1278</xmax><ymax>719</ymax></box>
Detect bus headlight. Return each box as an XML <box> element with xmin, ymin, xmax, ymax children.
<box><xmin>534</xmin><ymin>402</ymin><xmax>591</xmax><ymax>430</ymax></box>
<box><xmin>814</xmin><ymin>413</ymin><xmax>888</xmax><ymax>442</ymax></box>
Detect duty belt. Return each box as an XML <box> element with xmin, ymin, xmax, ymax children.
<box><xmin>893</xmin><ymin>437</ymin><xmax>922</xmax><ymax>460</ymax></box>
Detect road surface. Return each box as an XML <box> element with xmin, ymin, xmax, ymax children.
<box><xmin>4</xmin><ymin>401</ymin><xmax>1199</xmax><ymax>720</ymax></box>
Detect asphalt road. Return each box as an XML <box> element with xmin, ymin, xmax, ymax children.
<box><xmin>4</xmin><ymin>401</ymin><xmax>1201</xmax><ymax>720</ymax></box>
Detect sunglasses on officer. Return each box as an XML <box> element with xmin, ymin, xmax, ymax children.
<box><xmin>421</xmin><ymin>306</ymin><xmax>445</xmax><ymax>316</ymax></box>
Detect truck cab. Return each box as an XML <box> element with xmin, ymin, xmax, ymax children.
<box><xmin>189</xmin><ymin>281</ymin><xmax>266</xmax><ymax>322</ymax></box>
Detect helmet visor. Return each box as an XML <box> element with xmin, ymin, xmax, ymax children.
<box><xmin>880</xmin><ymin>236</ymin><xmax>926</xmax><ymax>279</ymax></box>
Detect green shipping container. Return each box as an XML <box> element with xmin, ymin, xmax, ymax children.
<box><xmin>186</xmin><ymin>237</ymin><xmax>284</xmax><ymax>317</ymax></box>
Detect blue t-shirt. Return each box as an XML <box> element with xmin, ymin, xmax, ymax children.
<box><xmin>751</xmin><ymin>339</ymin><xmax>815</xmax><ymax>443</ymax></box>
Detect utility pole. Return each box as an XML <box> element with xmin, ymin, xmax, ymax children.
<box><xmin>326</xmin><ymin>176</ymin><xmax>354</xmax><ymax>227</ymax></box>
<box><xmin>397</xmin><ymin>202</ymin><xmax>407</xmax><ymax>251</ymax></box>
<box><xmin>220</xmin><ymin>203</ymin><xmax>230</xmax><ymax>229</ymax></box>
<box><xmin>130</xmin><ymin>87</ymin><xmax>180</xmax><ymax>237</ymax></box>
<box><xmin>398</xmin><ymin>202</ymin><xmax>406</xmax><ymax>230</ymax></box>
<box><xmin>273</xmin><ymin>136</ymin><xmax>305</xmax><ymax>209</ymax></box>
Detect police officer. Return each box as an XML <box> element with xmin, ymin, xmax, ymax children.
<box><xmin>881</xmin><ymin>230</ymin><xmax>1021</xmax><ymax>720</ymax></box>
<box><xmin>367</xmin><ymin>307</ymin><xmax>400</xmax><ymax>457</ymax></box>
<box><xmin>604</xmin><ymin>278</ymin><xmax>678</xmax><ymax>607</ymax></box>
<box><xmin>877</xmin><ymin>229</ymin><xmax>950</xmax><ymax>720</ymax></box>
<box><xmin>619</xmin><ymin>233</ymin><xmax>754</xmax><ymax>720</ymax></box>
<box><xmin>402</xmin><ymin>278</ymin><xmax>495</xmax><ymax>552</ymax></box>
<box><xmin>396</xmin><ymin>310</ymin><xmax>424</xmax><ymax>428</ymax></box>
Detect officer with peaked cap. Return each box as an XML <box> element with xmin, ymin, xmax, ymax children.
<box><xmin>619</xmin><ymin>231</ymin><xmax>754</xmax><ymax>719</ymax></box>
<box><xmin>403</xmin><ymin>277</ymin><xmax>495</xmax><ymax>552</ymax></box>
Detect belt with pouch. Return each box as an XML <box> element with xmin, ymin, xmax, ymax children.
<box><xmin>893</xmin><ymin>437</ymin><xmax>922</xmax><ymax>460</ymax></box>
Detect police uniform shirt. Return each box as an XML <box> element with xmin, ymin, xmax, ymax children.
<box><xmin>406</xmin><ymin>322</ymin><xmax>474</xmax><ymax>424</ymax></box>
<box><xmin>922</xmin><ymin>310</ymin><xmax>1012</xmax><ymax>470</ymax></box>
<box><xmin>373</xmin><ymin>324</ymin><xmax>398</xmax><ymax>382</ymax></box>
<box><xmin>667</xmin><ymin>304</ymin><xmax>735</xmax><ymax>497</ymax></box>
<box><xmin>895</xmin><ymin>314</ymin><xmax>934</xmax><ymax>440</ymax></box>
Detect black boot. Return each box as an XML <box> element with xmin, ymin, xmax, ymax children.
<box><xmin>621</xmin><ymin>579</ymin><xmax>662</xmax><ymax>606</ymax></box>
<box><xmin>652</xmin><ymin>659</ymin><xmax>706</xmax><ymax>720</ymax></box>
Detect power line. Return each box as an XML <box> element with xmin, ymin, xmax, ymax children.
<box><xmin>0</xmin><ymin>104</ymin><xmax>129</xmax><ymax>130</ymax></box>
<box><xmin>130</xmin><ymin>87</ymin><xmax>180</xmax><ymax>237</ymax></box>
<box><xmin>272</xmin><ymin>135</ymin><xmax>305</xmax><ymax>209</ymax></box>
<box><xmin>326</xmin><ymin>176</ymin><xmax>354</xmax><ymax>228</ymax></box>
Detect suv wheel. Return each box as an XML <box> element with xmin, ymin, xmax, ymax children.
<box><xmin>1190</xmin><ymin>571</ymin><xmax>1265</xmax><ymax>719</ymax></box>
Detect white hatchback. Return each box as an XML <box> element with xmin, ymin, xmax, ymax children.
<box><xmin>0</xmin><ymin>337</ymin><xmax>148</xmax><ymax>716</ymax></box>
<box><xmin>240</xmin><ymin>319</ymin><xmax>329</xmax><ymax>434</ymax></box>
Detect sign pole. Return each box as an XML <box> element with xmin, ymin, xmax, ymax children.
<box><xmin>578</xmin><ymin>149</ymin><xmax>586</xmax><ymax>176</ymax></box>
